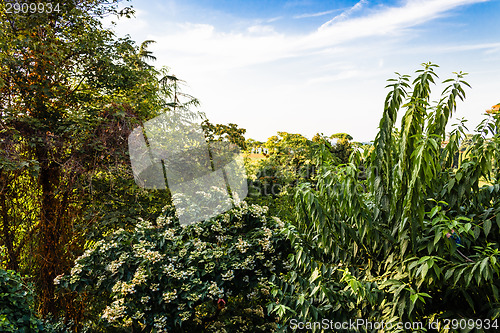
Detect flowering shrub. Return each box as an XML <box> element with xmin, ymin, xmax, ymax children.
<box><xmin>59</xmin><ymin>199</ymin><xmax>289</xmax><ymax>332</ymax></box>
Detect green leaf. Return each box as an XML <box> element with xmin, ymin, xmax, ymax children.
<box><xmin>473</xmin><ymin>226</ymin><xmax>481</xmax><ymax>240</ymax></box>
<box><xmin>309</xmin><ymin>268</ymin><xmax>320</xmax><ymax>283</ymax></box>
<box><xmin>480</xmin><ymin>257</ymin><xmax>489</xmax><ymax>278</ymax></box>
<box><xmin>430</xmin><ymin>206</ymin><xmax>439</xmax><ymax>218</ymax></box>
<box><xmin>484</xmin><ymin>219</ymin><xmax>492</xmax><ymax>237</ymax></box>
<box><xmin>434</xmin><ymin>231</ymin><xmax>442</xmax><ymax>245</ymax></box>
<box><xmin>444</xmin><ymin>267</ymin><xmax>455</xmax><ymax>281</ymax></box>
<box><xmin>421</xmin><ymin>264</ymin><xmax>429</xmax><ymax>279</ymax></box>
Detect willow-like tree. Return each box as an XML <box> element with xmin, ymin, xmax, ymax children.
<box><xmin>271</xmin><ymin>63</ymin><xmax>500</xmax><ymax>329</ymax></box>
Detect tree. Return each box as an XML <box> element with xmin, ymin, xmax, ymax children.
<box><xmin>271</xmin><ymin>63</ymin><xmax>500</xmax><ymax>330</ymax></box>
<box><xmin>0</xmin><ymin>0</ymin><xmax>162</xmax><ymax>317</ymax></box>
<box><xmin>312</xmin><ymin>132</ymin><xmax>354</xmax><ymax>164</ymax></box>
<box><xmin>202</xmin><ymin>120</ymin><xmax>247</xmax><ymax>150</ymax></box>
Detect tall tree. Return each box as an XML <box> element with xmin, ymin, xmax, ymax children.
<box><xmin>0</xmin><ymin>0</ymin><xmax>161</xmax><ymax>316</ymax></box>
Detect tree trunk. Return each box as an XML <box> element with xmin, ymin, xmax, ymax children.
<box><xmin>0</xmin><ymin>171</ymin><xmax>19</xmax><ymax>271</ymax></box>
<box><xmin>36</xmin><ymin>145</ymin><xmax>62</xmax><ymax>315</ymax></box>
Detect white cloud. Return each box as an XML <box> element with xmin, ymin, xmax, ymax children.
<box><xmin>247</xmin><ymin>25</ymin><xmax>277</xmax><ymax>35</ymax></box>
<box><xmin>293</xmin><ymin>9</ymin><xmax>342</xmax><ymax>19</ymax></box>
<box><xmin>319</xmin><ymin>0</ymin><xmax>368</xmax><ymax>28</ymax></box>
<box><xmin>110</xmin><ymin>0</ymin><xmax>495</xmax><ymax>141</ymax></box>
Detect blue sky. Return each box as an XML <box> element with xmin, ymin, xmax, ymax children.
<box><xmin>106</xmin><ymin>0</ymin><xmax>500</xmax><ymax>142</ymax></box>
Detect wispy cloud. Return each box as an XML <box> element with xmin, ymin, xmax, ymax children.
<box><xmin>266</xmin><ymin>16</ymin><xmax>283</xmax><ymax>23</ymax></box>
<box><xmin>150</xmin><ymin>0</ymin><xmax>488</xmax><ymax>72</ymax></box>
<box><xmin>118</xmin><ymin>0</ymin><xmax>496</xmax><ymax>141</ymax></box>
<box><xmin>319</xmin><ymin>0</ymin><xmax>368</xmax><ymax>28</ymax></box>
<box><xmin>310</xmin><ymin>0</ymin><xmax>489</xmax><ymax>48</ymax></box>
<box><xmin>294</xmin><ymin>9</ymin><xmax>342</xmax><ymax>19</ymax></box>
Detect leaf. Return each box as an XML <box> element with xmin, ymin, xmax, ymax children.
<box><xmin>418</xmin><ymin>256</ymin><xmax>430</xmax><ymax>264</ymax></box>
<box><xmin>448</xmin><ymin>178</ymin><xmax>455</xmax><ymax>193</ymax></box>
<box><xmin>309</xmin><ymin>268</ymin><xmax>320</xmax><ymax>283</ymax></box>
<box><xmin>461</xmin><ymin>290</ymin><xmax>475</xmax><ymax>311</ymax></box>
<box><xmin>484</xmin><ymin>219</ymin><xmax>492</xmax><ymax>237</ymax></box>
<box><xmin>434</xmin><ymin>231</ymin><xmax>442</xmax><ymax>245</ymax></box>
<box><xmin>473</xmin><ymin>226</ymin><xmax>480</xmax><ymax>240</ymax></box>
<box><xmin>430</xmin><ymin>206</ymin><xmax>439</xmax><ymax>218</ymax></box>
<box><xmin>444</xmin><ymin>267</ymin><xmax>455</xmax><ymax>281</ymax></box>
<box><xmin>421</xmin><ymin>263</ymin><xmax>429</xmax><ymax>279</ymax></box>
<box><xmin>480</xmin><ymin>257</ymin><xmax>489</xmax><ymax>278</ymax></box>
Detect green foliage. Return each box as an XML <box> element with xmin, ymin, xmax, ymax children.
<box><xmin>0</xmin><ymin>0</ymin><xmax>188</xmax><ymax>318</ymax></box>
<box><xmin>202</xmin><ymin>120</ymin><xmax>247</xmax><ymax>150</ymax></box>
<box><xmin>61</xmin><ymin>198</ymin><xmax>289</xmax><ymax>332</ymax></box>
<box><xmin>271</xmin><ymin>63</ymin><xmax>500</xmax><ymax>331</ymax></box>
<box><xmin>0</xmin><ymin>269</ymin><xmax>44</xmax><ymax>332</ymax></box>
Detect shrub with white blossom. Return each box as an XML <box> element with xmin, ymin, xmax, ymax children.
<box><xmin>58</xmin><ymin>198</ymin><xmax>289</xmax><ymax>332</ymax></box>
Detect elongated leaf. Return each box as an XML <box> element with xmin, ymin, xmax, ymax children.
<box><xmin>484</xmin><ymin>219</ymin><xmax>492</xmax><ymax>237</ymax></box>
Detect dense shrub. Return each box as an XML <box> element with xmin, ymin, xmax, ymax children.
<box><xmin>60</xmin><ymin>198</ymin><xmax>290</xmax><ymax>332</ymax></box>
<box><xmin>0</xmin><ymin>269</ymin><xmax>44</xmax><ymax>332</ymax></box>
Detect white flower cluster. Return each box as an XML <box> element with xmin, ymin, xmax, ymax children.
<box><xmin>258</xmin><ymin>227</ymin><xmax>274</xmax><ymax>252</ymax></box>
<box><xmin>162</xmin><ymin>263</ymin><xmax>175</xmax><ymax>275</ymax></box>
<box><xmin>78</xmin><ymin>247</ymin><xmax>94</xmax><ymax>260</ymax></box>
<box><xmin>112</xmin><ymin>280</ymin><xmax>136</xmax><ymax>295</ymax></box>
<box><xmin>132</xmin><ymin>266</ymin><xmax>148</xmax><ymax>285</ymax></box>
<box><xmin>102</xmin><ymin>298</ymin><xmax>126</xmax><ymax>323</ymax></box>
<box><xmin>221</xmin><ymin>270</ymin><xmax>234</xmax><ymax>281</ymax></box>
<box><xmin>156</xmin><ymin>213</ymin><xmax>174</xmax><ymax>227</ymax></box>
<box><xmin>221</xmin><ymin>213</ymin><xmax>231</xmax><ymax>225</ymax></box>
<box><xmin>53</xmin><ymin>274</ymin><xmax>64</xmax><ymax>285</ymax></box>
<box><xmin>70</xmin><ymin>264</ymin><xmax>83</xmax><ymax>277</ymax></box>
<box><xmin>106</xmin><ymin>259</ymin><xmax>122</xmax><ymax>274</ymax></box>
<box><xmin>171</xmin><ymin>267</ymin><xmax>195</xmax><ymax>280</ymax></box>
<box><xmin>234</xmin><ymin>255</ymin><xmax>255</xmax><ymax>270</ymax></box>
<box><xmin>134</xmin><ymin>218</ymin><xmax>154</xmax><ymax>231</ymax></box>
<box><xmin>98</xmin><ymin>240</ymin><xmax>119</xmax><ymax>254</ymax></box>
<box><xmin>248</xmin><ymin>204</ymin><xmax>269</xmax><ymax>218</ymax></box>
<box><xmin>210</xmin><ymin>220</ymin><xmax>223</xmax><ymax>232</ymax></box>
<box><xmin>213</xmin><ymin>249</ymin><xmax>224</xmax><ymax>258</ymax></box>
<box><xmin>215</xmin><ymin>234</ymin><xmax>228</xmax><ymax>243</ymax></box>
<box><xmin>112</xmin><ymin>228</ymin><xmax>126</xmax><ymax>236</ymax></box>
<box><xmin>133</xmin><ymin>241</ymin><xmax>164</xmax><ymax>263</ymax></box>
<box><xmin>236</xmin><ymin>237</ymin><xmax>250</xmax><ymax>253</ymax></box>
<box><xmin>161</xmin><ymin>228</ymin><xmax>176</xmax><ymax>240</ymax></box>
<box><xmin>193</xmin><ymin>238</ymin><xmax>207</xmax><ymax>251</ymax></box>
<box><xmin>153</xmin><ymin>315</ymin><xmax>168</xmax><ymax>332</ymax></box>
<box><xmin>162</xmin><ymin>290</ymin><xmax>177</xmax><ymax>303</ymax></box>
<box><xmin>207</xmin><ymin>281</ymin><xmax>224</xmax><ymax>298</ymax></box>
<box><xmin>246</xmin><ymin>290</ymin><xmax>257</xmax><ymax>300</ymax></box>
<box><xmin>191</xmin><ymin>224</ymin><xmax>204</xmax><ymax>236</ymax></box>
<box><xmin>271</xmin><ymin>216</ymin><xmax>285</xmax><ymax>228</ymax></box>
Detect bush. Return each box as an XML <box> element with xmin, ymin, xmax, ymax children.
<box><xmin>60</xmin><ymin>199</ymin><xmax>290</xmax><ymax>332</ymax></box>
<box><xmin>0</xmin><ymin>269</ymin><xmax>44</xmax><ymax>332</ymax></box>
